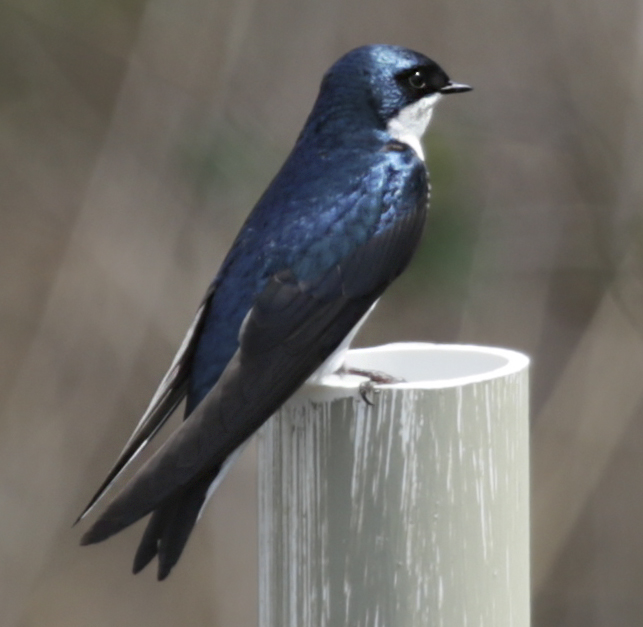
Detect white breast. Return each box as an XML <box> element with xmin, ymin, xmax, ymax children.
<box><xmin>306</xmin><ymin>299</ymin><xmax>380</xmax><ymax>383</ymax></box>
<box><xmin>386</xmin><ymin>92</ymin><xmax>442</xmax><ymax>161</ymax></box>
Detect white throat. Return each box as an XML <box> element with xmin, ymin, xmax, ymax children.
<box><xmin>386</xmin><ymin>92</ymin><xmax>441</xmax><ymax>161</ymax></box>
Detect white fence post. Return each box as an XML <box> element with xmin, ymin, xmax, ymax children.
<box><xmin>258</xmin><ymin>342</ymin><xmax>530</xmax><ymax>626</ymax></box>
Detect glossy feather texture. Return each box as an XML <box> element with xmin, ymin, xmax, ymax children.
<box><xmin>79</xmin><ymin>44</ymin><xmax>470</xmax><ymax>579</ymax></box>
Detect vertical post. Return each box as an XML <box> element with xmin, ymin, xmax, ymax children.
<box><xmin>259</xmin><ymin>342</ymin><xmax>530</xmax><ymax>627</ymax></box>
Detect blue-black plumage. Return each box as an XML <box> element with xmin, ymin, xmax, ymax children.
<box><xmin>78</xmin><ymin>44</ymin><xmax>471</xmax><ymax>579</ymax></box>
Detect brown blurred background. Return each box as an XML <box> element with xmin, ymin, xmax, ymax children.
<box><xmin>2</xmin><ymin>0</ymin><xmax>643</xmax><ymax>624</ymax></box>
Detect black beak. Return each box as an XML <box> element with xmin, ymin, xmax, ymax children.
<box><xmin>440</xmin><ymin>81</ymin><xmax>472</xmax><ymax>95</ymax></box>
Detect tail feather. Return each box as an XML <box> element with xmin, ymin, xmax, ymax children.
<box><xmin>132</xmin><ymin>508</ymin><xmax>167</xmax><ymax>575</ymax></box>
<box><xmin>132</xmin><ymin>471</ymin><xmax>215</xmax><ymax>579</ymax></box>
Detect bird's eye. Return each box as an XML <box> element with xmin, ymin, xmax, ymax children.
<box><xmin>408</xmin><ymin>71</ymin><xmax>427</xmax><ymax>90</ymax></box>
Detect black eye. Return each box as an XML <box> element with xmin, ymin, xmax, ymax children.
<box><xmin>408</xmin><ymin>70</ymin><xmax>427</xmax><ymax>90</ymax></box>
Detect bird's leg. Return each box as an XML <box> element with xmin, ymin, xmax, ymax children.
<box><xmin>338</xmin><ymin>366</ymin><xmax>406</xmax><ymax>406</ymax></box>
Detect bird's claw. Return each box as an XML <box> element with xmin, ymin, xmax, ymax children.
<box><xmin>359</xmin><ymin>380</ymin><xmax>376</xmax><ymax>406</ymax></box>
<box><xmin>341</xmin><ymin>367</ymin><xmax>406</xmax><ymax>406</ymax></box>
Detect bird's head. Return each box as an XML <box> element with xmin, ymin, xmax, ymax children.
<box><xmin>305</xmin><ymin>44</ymin><xmax>471</xmax><ymax>157</ymax></box>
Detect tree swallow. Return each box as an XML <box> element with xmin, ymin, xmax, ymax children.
<box><xmin>78</xmin><ymin>44</ymin><xmax>471</xmax><ymax>579</ymax></box>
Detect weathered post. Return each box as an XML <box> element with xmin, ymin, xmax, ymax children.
<box><xmin>259</xmin><ymin>342</ymin><xmax>530</xmax><ymax>626</ymax></box>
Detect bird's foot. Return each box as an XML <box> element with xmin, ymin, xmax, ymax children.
<box><xmin>340</xmin><ymin>367</ymin><xmax>406</xmax><ymax>406</ymax></box>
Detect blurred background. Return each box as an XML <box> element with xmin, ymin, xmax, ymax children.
<box><xmin>2</xmin><ymin>0</ymin><xmax>643</xmax><ymax>624</ymax></box>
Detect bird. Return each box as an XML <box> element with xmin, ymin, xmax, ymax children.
<box><xmin>78</xmin><ymin>44</ymin><xmax>471</xmax><ymax>580</ymax></box>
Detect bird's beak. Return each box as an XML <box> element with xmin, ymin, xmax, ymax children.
<box><xmin>440</xmin><ymin>81</ymin><xmax>472</xmax><ymax>95</ymax></box>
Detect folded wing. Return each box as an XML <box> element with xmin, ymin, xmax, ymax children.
<box><xmin>75</xmin><ymin>286</ymin><xmax>214</xmax><ymax>524</ymax></box>
<box><xmin>81</xmin><ymin>202</ymin><xmax>425</xmax><ymax>545</ymax></box>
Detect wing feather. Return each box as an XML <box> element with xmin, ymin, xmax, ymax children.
<box><xmin>81</xmin><ymin>202</ymin><xmax>426</xmax><ymax>544</ymax></box>
<box><xmin>75</xmin><ymin>287</ymin><xmax>214</xmax><ymax>523</ymax></box>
